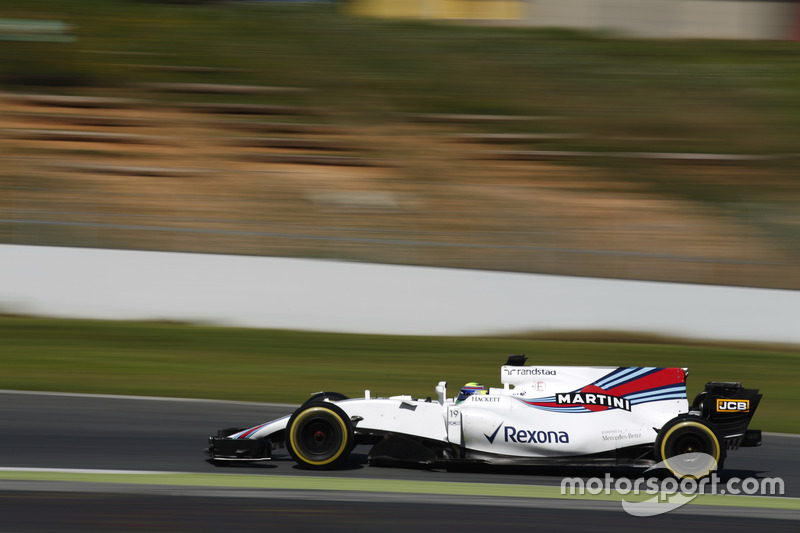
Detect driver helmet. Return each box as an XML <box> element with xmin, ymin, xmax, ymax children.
<box><xmin>457</xmin><ymin>382</ymin><xmax>488</xmax><ymax>403</ymax></box>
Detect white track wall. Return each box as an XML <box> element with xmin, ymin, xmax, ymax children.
<box><xmin>523</xmin><ymin>0</ymin><xmax>797</xmax><ymax>40</ymax></box>
<box><xmin>348</xmin><ymin>0</ymin><xmax>799</xmax><ymax>40</ymax></box>
<box><xmin>1</xmin><ymin>244</ymin><xmax>798</xmax><ymax>343</ymax></box>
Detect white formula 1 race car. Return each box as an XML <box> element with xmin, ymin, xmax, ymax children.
<box><xmin>207</xmin><ymin>355</ymin><xmax>762</xmax><ymax>476</ymax></box>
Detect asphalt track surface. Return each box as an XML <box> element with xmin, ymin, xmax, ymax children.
<box><xmin>1</xmin><ymin>391</ymin><xmax>798</xmax><ymax>532</ymax></box>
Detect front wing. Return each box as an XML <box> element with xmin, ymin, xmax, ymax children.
<box><xmin>207</xmin><ymin>428</ymin><xmax>272</xmax><ymax>462</ymax></box>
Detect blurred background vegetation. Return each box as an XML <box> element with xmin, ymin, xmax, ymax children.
<box><xmin>2</xmin><ymin>0</ymin><xmax>799</xmax><ymax>287</ymax></box>
<box><xmin>1</xmin><ymin>1</ymin><xmax>798</xmax><ymax>428</ymax></box>
<box><xmin>2</xmin><ymin>1</ymin><xmax>799</xmax><ymax>150</ymax></box>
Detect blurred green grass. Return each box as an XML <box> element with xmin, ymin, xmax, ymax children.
<box><xmin>1</xmin><ymin>317</ymin><xmax>797</xmax><ymax>433</ymax></box>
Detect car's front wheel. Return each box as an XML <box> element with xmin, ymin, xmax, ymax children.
<box><xmin>286</xmin><ymin>402</ymin><xmax>354</xmax><ymax>469</ymax></box>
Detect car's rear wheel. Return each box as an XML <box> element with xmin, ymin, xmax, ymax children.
<box><xmin>655</xmin><ymin>416</ymin><xmax>725</xmax><ymax>478</ymax></box>
<box><xmin>286</xmin><ymin>402</ymin><xmax>354</xmax><ymax>469</ymax></box>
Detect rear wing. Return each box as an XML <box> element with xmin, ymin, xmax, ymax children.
<box><xmin>695</xmin><ymin>382</ymin><xmax>762</xmax><ymax>448</ymax></box>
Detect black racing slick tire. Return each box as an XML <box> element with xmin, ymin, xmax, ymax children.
<box><xmin>655</xmin><ymin>416</ymin><xmax>725</xmax><ymax>479</ymax></box>
<box><xmin>286</xmin><ymin>402</ymin><xmax>354</xmax><ymax>469</ymax></box>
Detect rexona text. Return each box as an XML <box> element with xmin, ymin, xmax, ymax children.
<box><xmin>505</xmin><ymin>426</ymin><xmax>570</xmax><ymax>444</ymax></box>
<box><xmin>556</xmin><ymin>392</ymin><xmax>632</xmax><ymax>411</ymax></box>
